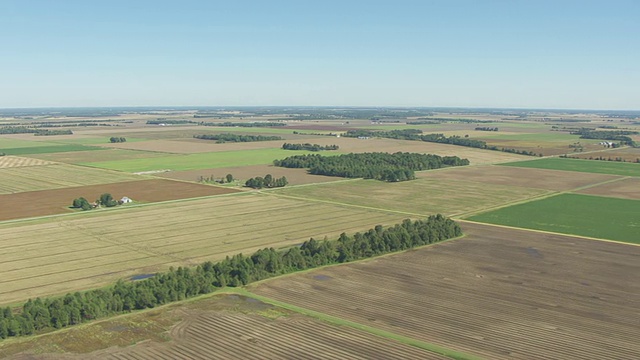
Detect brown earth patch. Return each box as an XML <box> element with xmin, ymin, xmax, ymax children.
<box><xmin>568</xmin><ymin>147</ymin><xmax>640</xmax><ymax>163</ymax></box>
<box><xmin>251</xmin><ymin>222</ymin><xmax>640</xmax><ymax>360</ymax></box>
<box><xmin>576</xmin><ymin>177</ymin><xmax>640</xmax><ymax>200</ymax></box>
<box><xmin>156</xmin><ymin>164</ymin><xmax>341</xmax><ymax>185</ymax></box>
<box><xmin>416</xmin><ymin>165</ymin><xmax>621</xmax><ymax>191</ymax></box>
<box><xmin>0</xmin><ymin>179</ymin><xmax>238</xmax><ymax>221</ymax></box>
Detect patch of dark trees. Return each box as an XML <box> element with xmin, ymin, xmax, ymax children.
<box><xmin>291</xmin><ymin>131</ymin><xmax>339</xmax><ymax>137</ymax></box>
<box><xmin>199</xmin><ymin>121</ymin><xmax>286</xmax><ymax>127</ymax></box>
<box><xmin>274</xmin><ymin>152</ymin><xmax>469</xmax><ymax>182</ymax></box>
<box><xmin>245</xmin><ymin>174</ymin><xmax>288</xmax><ymax>189</ymax></box>
<box><xmin>281</xmin><ymin>143</ymin><xmax>339</xmax><ymax>151</ymax></box>
<box><xmin>109</xmin><ymin>137</ymin><xmax>127</xmax><ymax>143</ymax></box>
<box><xmin>475</xmin><ymin>127</ymin><xmax>499</xmax><ymax>132</ymax></box>
<box><xmin>71</xmin><ymin>193</ymin><xmax>127</xmax><ymax>211</ymax></box>
<box><xmin>343</xmin><ymin>129</ymin><xmax>541</xmax><ymax>156</ymax></box>
<box><xmin>0</xmin><ymin>216</ymin><xmax>460</xmax><ymax>340</ymax></box>
<box><xmin>570</xmin><ymin>128</ymin><xmax>638</xmax><ymax>147</ymax></box>
<box><xmin>0</xmin><ymin>127</ymin><xmax>70</xmax><ymax>136</ymax></box>
<box><xmin>146</xmin><ymin>119</ymin><xmax>196</xmax><ymax>125</ymax></box>
<box><xmin>193</xmin><ymin>134</ymin><xmax>283</xmax><ymax>143</ymax></box>
<box><xmin>33</xmin><ymin>129</ymin><xmax>73</xmax><ymax>136</ymax></box>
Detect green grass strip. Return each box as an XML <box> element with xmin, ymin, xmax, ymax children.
<box><xmin>230</xmin><ymin>288</ymin><xmax>482</xmax><ymax>360</ymax></box>
<box><xmin>501</xmin><ymin>157</ymin><xmax>640</xmax><ymax>177</ymax></box>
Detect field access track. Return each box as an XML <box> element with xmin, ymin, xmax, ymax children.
<box><xmin>0</xmin><ymin>193</ymin><xmax>406</xmax><ymax>305</ymax></box>
<box><xmin>251</xmin><ymin>222</ymin><xmax>640</xmax><ymax>360</ymax></box>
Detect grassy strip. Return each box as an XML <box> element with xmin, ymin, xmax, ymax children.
<box><xmin>2</xmin><ymin>145</ymin><xmax>105</xmax><ymax>155</ymax></box>
<box><xmin>501</xmin><ymin>157</ymin><xmax>640</xmax><ymax>177</ymax></box>
<box><xmin>230</xmin><ymin>288</ymin><xmax>481</xmax><ymax>360</ymax></box>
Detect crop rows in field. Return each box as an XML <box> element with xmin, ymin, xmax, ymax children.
<box><xmin>0</xmin><ymin>155</ymin><xmax>55</xmax><ymax>168</ymax></box>
<box><xmin>502</xmin><ymin>157</ymin><xmax>640</xmax><ymax>177</ymax></box>
<box><xmin>0</xmin><ymin>164</ymin><xmax>141</xmax><ymax>194</ymax></box>
<box><xmin>251</xmin><ymin>223</ymin><xmax>640</xmax><ymax>360</ymax></box>
<box><xmin>0</xmin><ymin>194</ymin><xmax>406</xmax><ymax>304</ymax></box>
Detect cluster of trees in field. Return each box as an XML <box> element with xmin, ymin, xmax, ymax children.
<box><xmin>109</xmin><ymin>137</ymin><xmax>127</xmax><ymax>143</ymax></box>
<box><xmin>281</xmin><ymin>143</ymin><xmax>339</xmax><ymax>151</ymax></box>
<box><xmin>570</xmin><ymin>128</ymin><xmax>638</xmax><ymax>146</ymax></box>
<box><xmin>291</xmin><ymin>131</ymin><xmax>339</xmax><ymax>137</ymax></box>
<box><xmin>71</xmin><ymin>193</ymin><xmax>127</xmax><ymax>211</ymax></box>
<box><xmin>274</xmin><ymin>152</ymin><xmax>469</xmax><ymax>182</ymax></box>
<box><xmin>475</xmin><ymin>127</ymin><xmax>499</xmax><ymax>131</ymax></box>
<box><xmin>193</xmin><ymin>134</ymin><xmax>283</xmax><ymax>143</ymax></box>
<box><xmin>245</xmin><ymin>174</ymin><xmax>288</xmax><ymax>189</ymax></box>
<box><xmin>0</xmin><ymin>216</ymin><xmax>460</xmax><ymax>339</ymax></box>
<box><xmin>0</xmin><ymin>127</ymin><xmax>73</xmax><ymax>136</ymax></box>
<box><xmin>199</xmin><ymin>121</ymin><xmax>286</xmax><ymax>127</ymax></box>
<box><xmin>33</xmin><ymin>129</ymin><xmax>73</xmax><ymax>136</ymax></box>
<box><xmin>199</xmin><ymin>174</ymin><xmax>234</xmax><ymax>184</ymax></box>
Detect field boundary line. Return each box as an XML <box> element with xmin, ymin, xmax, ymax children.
<box><xmin>228</xmin><ymin>288</ymin><xmax>482</xmax><ymax>360</ymax></box>
<box><xmin>458</xmin><ymin>219</ymin><xmax>640</xmax><ymax>247</ymax></box>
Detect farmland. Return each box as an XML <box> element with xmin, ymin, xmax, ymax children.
<box><xmin>0</xmin><ymin>193</ymin><xmax>406</xmax><ymax>305</ymax></box>
<box><xmin>468</xmin><ymin>193</ymin><xmax>640</xmax><ymax>243</ymax></box>
<box><xmin>0</xmin><ymin>294</ymin><xmax>445</xmax><ymax>360</ymax></box>
<box><xmin>0</xmin><ymin>164</ymin><xmax>142</xmax><ymax>194</ymax></box>
<box><xmin>502</xmin><ymin>157</ymin><xmax>640</xmax><ymax>177</ymax></box>
<box><xmin>0</xmin><ymin>155</ymin><xmax>55</xmax><ymax>168</ymax></box>
<box><xmin>251</xmin><ymin>222</ymin><xmax>640</xmax><ymax>360</ymax></box>
<box><xmin>0</xmin><ymin>179</ymin><xmax>239</xmax><ymax>221</ymax></box>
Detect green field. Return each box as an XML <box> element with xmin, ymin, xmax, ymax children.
<box><xmin>468</xmin><ymin>193</ymin><xmax>640</xmax><ymax>244</ymax></box>
<box><xmin>0</xmin><ymin>138</ymin><xmax>62</xmax><ymax>149</ymax></box>
<box><xmin>48</xmin><ymin>136</ymin><xmax>148</xmax><ymax>145</ymax></box>
<box><xmin>1</xmin><ymin>144</ymin><xmax>105</xmax><ymax>155</ymax></box>
<box><xmin>502</xmin><ymin>157</ymin><xmax>640</xmax><ymax>177</ymax></box>
<box><xmin>82</xmin><ymin>148</ymin><xmax>318</xmax><ymax>172</ymax></box>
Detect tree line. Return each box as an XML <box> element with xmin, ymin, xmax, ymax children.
<box><xmin>193</xmin><ymin>134</ymin><xmax>283</xmax><ymax>143</ymax></box>
<box><xmin>475</xmin><ymin>127</ymin><xmax>499</xmax><ymax>131</ymax></box>
<box><xmin>273</xmin><ymin>152</ymin><xmax>469</xmax><ymax>182</ymax></box>
<box><xmin>0</xmin><ymin>216</ymin><xmax>460</xmax><ymax>340</ymax></box>
<box><xmin>282</xmin><ymin>143</ymin><xmax>339</xmax><ymax>151</ymax></box>
<box><xmin>245</xmin><ymin>174</ymin><xmax>288</xmax><ymax>189</ymax></box>
<box><xmin>0</xmin><ymin>127</ymin><xmax>72</xmax><ymax>136</ymax></box>
<box><xmin>570</xmin><ymin>128</ymin><xmax>638</xmax><ymax>146</ymax></box>
<box><xmin>199</xmin><ymin>121</ymin><xmax>286</xmax><ymax>127</ymax></box>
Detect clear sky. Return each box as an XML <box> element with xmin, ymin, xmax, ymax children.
<box><xmin>1</xmin><ymin>0</ymin><xmax>638</xmax><ymax>109</ymax></box>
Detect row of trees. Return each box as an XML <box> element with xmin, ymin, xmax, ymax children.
<box><xmin>570</xmin><ymin>128</ymin><xmax>638</xmax><ymax>146</ymax></box>
<box><xmin>282</xmin><ymin>143</ymin><xmax>339</xmax><ymax>151</ymax></box>
<box><xmin>475</xmin><ymin>127</ymin><xmax>499</xmax><ymax>131</ymax></box>
<box><xmin>245</xmin><ymin>174</ymin><xmax>288</xmax><ymax>189</ymax></box>
<box><xmin>0</xmin><ymin>216</ymin><xmax>460</xmax><ymax>339</ymax></box>
<box><xmin>193</xmin><ymin>134</ymin><xmax>283</xmax><ymax>143</ymax></box>
<box><xmin>200</xmin><ymin>121</ymin><xmax>286</xmax><ymax>127</ymax></box>
<box><xmin>34</xmin><ymin>129</ymin><xmax>73</xmax><ymax>136</ymax></box>
<box><xmin>109</xmin><ymin>137</ymin><xmax>127</xmax><ymax>143</ymax></box>
<box><xmin>273</xmin><ymin>152</ymin><xmax>469</xmax><ymax>182</ymax></box>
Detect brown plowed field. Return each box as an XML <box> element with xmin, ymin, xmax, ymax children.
<box><xmin>0</xmin><ymin>179</ymin><xmax>238</xmax><ymax>221</ymax></box>
<box><xmin>157</xmin><ymin>164</ymin><xmax>342</xmax><ymax>185</ymax></box>
<box><xmin>3</xmin><ymin>295</ymin><xmax>445</xmax><ymax>360</ymax></box>
<box><xmin>416</xmin><ymin>164</ymin><xmax>621</xmax><ymax>191</ymax></box>
<box><xmin>576</xmin><ymin>177</ymin><xmax>640</xmax><ymax>200</ymax></box>
<box><xmin>252</xmin><ymin>222</ymin><xmax>640</xmax><ymax>360</ymax></box>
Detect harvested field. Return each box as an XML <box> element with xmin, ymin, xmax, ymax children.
<box><xmin>0</xmin><ymin>164</ymin><xmax>142</xmax><ymax>194</ymax></box>
<box><xmin>0</xmin><ymin>179</ymin><xmax>238</xmax><ymax>221</ymax></box>
<box><xmin>251</xmin><ymin>222</ymin><xmax>640</xmax><ymax>360</ymax></box>
<box><xmin>576</xmin><ymin>177</ymin><xmax>640</xmax><ymax>200</ymax></box>
<box><xmin>502</xmin><ymin>157</ymin><xmax>640</xmax><ymax>177</ymax></box>
<box><xmin>0</xmin><ymin>155</ymin><xmax>55</xmax><ymax>168</ymax></box>
<box><xmin>568</xmin><ymin>147</ymin><xmax>640</xmax><ymax>162</ymax></box>
<box><xmin>1</xmin><ymin>295</ymin><xmax>443</xmax><ymax>360</ymax></box>
<box><xmin>271</xmin><ymin>177</ymin><xmax>549</xmax><ymax>217</ymax></box>
<box><xmin>0</xmin><ymin>193</ymin><xmax>406</xmax><ymax>305</ymax></box>
<box><xmin>468</xmin><ymin>193</ymin><xmax>640</xmax><ymax>243</ymax></box>
<box><xmin>157</xmin><ymin>164</ymin><xmax>342</xmax><ymax>185</ymax></box>
<box><xmin>416</xmin><ymin>165</ymin><xmax>621</xmax><ymax>191</ymax></box>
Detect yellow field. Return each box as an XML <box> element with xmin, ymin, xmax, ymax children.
<box><xmin>0</xmin><ymin>155</ymin><xmax>55</xmax><ymax>168</ymax></box>
<box><xmin>0</xmin><ymin>193</ymin><xmax>406</xmax><ymax>305</ymax></box>
<box><xmin>0</xmin><ymin>163</ymin><xmax>142</xmax><ymax>194</ymax></box>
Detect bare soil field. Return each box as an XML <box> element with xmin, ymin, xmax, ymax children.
<box><xmin>0</xmin><ymin>155</ymin><xmax>55</xmax><ymax>168</ymax></box>
<box><xmin>2</xmin><ymin>295</ymin><xmax>444</xmax><ymax>360</ymax></box>
<box><xmin>157</xmin><ymin>164</ymin><xmax>342</xmax><ymax>185</ymax></box>
<box><xmin>271</xmin><ymin>177</ymin><xmax>549</xmax><ymax>217</ymax></box>
<box><xmin>0</xmin><ymin>164</ymin><xmax>142</xmax><ymax>194</ymax></box>
<box><xmin>416</xmin><ymin>165</ymin><xmax>621</xmax><ymax>191</ymax></box>
<box><xmin>576</xmin><ymin>177</ymin><xmax>640</xmax><ymax>200</ymax></box>
<box><xmin>0</xmin><ymin>179</ymin><xmax>239</xmax><ymax>221</ymax></box>
<box><xmin>252</xmin><ymin>222</ymin><xmax>640</xmax><ymax>360</ymax></box>
<box><xmin>0</xmin><ymin>194</ymin><xmax>406</xmax><ymax>305</ymax></box>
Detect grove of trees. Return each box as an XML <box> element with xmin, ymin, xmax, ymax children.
<box><xmin>0</xmin><ymin>216</ymin><xmax>460</xmax><ymax>340</ymax></box>
<box><xmin>109</xmin><ymin>137</ymin><xmax>127</xmax><ymax>143</ymax></box>
<box><xmin>282</xmin><ymin>143</ymin><xmax>339</xmax><ymax>151</ymax></box>
<box><xmin>193</xmin><ymin>134</ymin><xmax>283</xmax><ymax>143</ymax></box>
<box><xmin>273</xmin><ymin>152</ymin><xmax>469</xmax><ymax>182</ymax></box>
<box><xmin>245</xmin><ymin>174</ymin><xmax>288</xmax><ymax>189</ymax></box>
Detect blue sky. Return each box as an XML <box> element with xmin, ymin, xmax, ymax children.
<box><xmin>1</xmin><ymin>1</ymin><xmax>638</xmax><ymax>109</ymax></box>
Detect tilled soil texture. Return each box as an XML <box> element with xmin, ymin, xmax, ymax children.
<box><xmin>251</xmin><ymin>222</ymin><xmax>640</xmax><ymax>360</ymax></box>
<box><xmin>0</xmin><ymin>179</ymin><xmax>239</xmax><ymax>221</ymax></box>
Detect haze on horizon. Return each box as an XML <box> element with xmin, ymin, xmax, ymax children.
<box><xmin>1</xmin><ymin>0</ymin><xmax>638</xmax><ymax>110</ymax></box>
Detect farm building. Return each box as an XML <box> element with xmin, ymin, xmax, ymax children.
<box><xmin>120</xmin><ymin>196</ymin><xmax>132</xmax><ymax>204</ymax></box>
